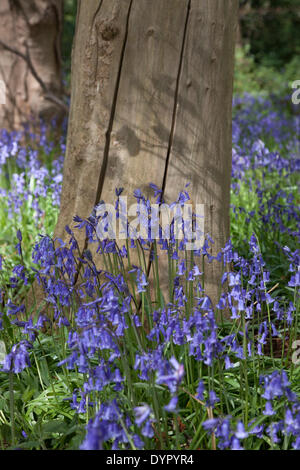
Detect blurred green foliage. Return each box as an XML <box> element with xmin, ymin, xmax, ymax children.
<box><xmin>236</xmin><ymin>0</ymin><xmax>300</xmax><ymax>95</ymax></box>
<box><xmin>61</xmin><ymin>1</ymin><xmax>299</xmax><ymax>96</ymax></box>
<box><xmin>239</xmin><ymin>0</ymin><xmax>300</xmax><ymax>67</ymax></box>
<box><xmin>234</xmin><ymin>44</ymin><xmax>300</xmax><ymax>95</ymax></box>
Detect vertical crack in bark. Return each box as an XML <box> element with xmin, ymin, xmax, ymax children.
<box><xmin>94</xmin><ymin>0</ymin><xmax>134</xmax><ymax>207</ymax></box>
<box><xmin>75</xmin><ymin>0</ymin><xmax>82</xmax><ymax>36</ymax></box>
<box><xmin>92</xmin><ymin>1</ymin><xmax>104</xmax><ymax>90</ymax></box>
<box><xmin>144</xmin><ymin>0</ymin><xmax>191</xmax><ymax>282</ymax></box>
<box><xmin>161</xmin><ymin>0</ymin><xmax>191</xmax><ymax>200</ymax></box>
<box><xmin>73</xmin><ymin>0</ymin><xmax>134</xmax><ymax>284</ymax></box>
<box><xmin>91</xmin><ymin>0</ymin><xmax>104</xmax><ymax>30</ymax></box>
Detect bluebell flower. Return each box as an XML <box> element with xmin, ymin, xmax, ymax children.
<box><xmin>206</xmin><ymin>390</ymin><xmax>220</xmax><ymax>408</ymax></box>
<box><xmin>1</xmin><ymin>340</ymin><xmax>32</xmax><ymax>373</ymax></box>
<box><xmin>196</xmin><ymin>380</ymin><xmax>205</xmax><ymax>400</ymax></box>
<box><xmin>164</xmin><ymin>396</ymin><xmax>178</xmax><ymax>413</ymax></box>
<box><xmin>231</xmin><ymin>437</ymin><xmax>244</xmax><ymax>450</ymax></box>
<box><xmin>263</xmin><ymin>401</ymin><xmax>276</xmax><ymax>416</ymax></box>
<box><xmin>202</xmin><ymin>418</ymin><xmax>218</xmax><ymax>431</ymax></box>
<box><xmin>235</xmin><ymin>422</ymin><xmax>248</xmax><ymax>439</ymax></box>
<box><xmin>156</xmin><ymin>357</ymin><xmax>184</xmax><ymax>393</ymax></box>
<box><xmin>80</xmin><ymin>418</ymin><xmax>106</xmax><ymax>450</ymax></box>
<box><xmin>142</xmin><ymin>420</ymin><xmax>154</xmax><ymax>438</ymax></box>
<box><xmin>134</xmin><ymin>404</ymin><xmax>151</xmax><ymax>426</ymax></box>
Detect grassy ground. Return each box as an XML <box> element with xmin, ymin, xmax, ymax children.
<box><xmin>0</xmin><ymin>57</ymin><xmax>299</xmax><ymax>450</ymax></box>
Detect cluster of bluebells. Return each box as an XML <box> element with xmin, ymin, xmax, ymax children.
<box><xmin>232</xmin><ymin>94</ymin><xmax>299</xmax><ymax>158</ymax></box>
<box><xmin>0</xmin><ymin>121</ymin><xmax>65</xmax><ymax>222</ymax></box>
<box><xmin>203</xmin><ymin>370</ymin><xmax>300</xmax><ymax>450</ymax></box>
<box><xmin>0</xmin><ymin>96</ymin><xmax>299</xmax><ymax>450</ymax></box>
<box><xmin>80</xmin><ymin>400</ymin><xmax>144</xmax><ymax>450</ymax></box>
<box><xmin>281</xmin><ymin>245</ymin><xmax>300</xmax><ymax>289</ymax></box>
<box><xmin>231</xmin><ymin>94</ymin><xmax>300</xmax><ymax>243</ymax></box>
<box><xmin>1</xmin><ymin>180</ymin><xmax>298</xmax><ymax>449</ymax></box>
<box><xmin>202</xmin><ymin>417</ymin><xmax>249</xmax><ymax>450</ymax></box>
<box><xmin>1</xmin><ymin>340</ymin><xmax>32</xmax><ymax>373</ymax></box>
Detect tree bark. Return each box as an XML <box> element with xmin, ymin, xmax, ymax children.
<box><xmin>54</xmin><ymin>0</ymin><xmax>238</xmax><ymax>308</ymax></box>
<box><xmin>0</xmin><ymin>0</ymin><xmax>64</xmax><ymax>130</ymax></box>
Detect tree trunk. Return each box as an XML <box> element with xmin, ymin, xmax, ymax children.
<box><xmin>54</xmin><ymin>0</ymin><xmax>238</xmax><ymax>308</ymax></box>
<box><xmin>0</xmin><ymin>0</ymin><xmax>64</xmax><ymax>130</ymax></box>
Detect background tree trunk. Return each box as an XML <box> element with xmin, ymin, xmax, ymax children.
<box><xmin>55</xmin><ymin>0</ymin><xmax>238</xmax><ymax>308</ymax></box>
<box><xmin>0</xmin><ymin>0</ymin><xmax>64</xmax><ymax>130</ymax></box>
